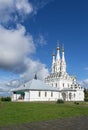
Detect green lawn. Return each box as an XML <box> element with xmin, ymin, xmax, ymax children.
<box><xmin>0</xmin><ymin>101</ymin><xmax>88</xmax><ymax>126</ymax></box>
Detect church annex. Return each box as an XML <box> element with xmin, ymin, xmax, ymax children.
<box><xmin>11</xmin><ymin>44</ymin><xmax>84</xmax><ymax>101</ymax></box>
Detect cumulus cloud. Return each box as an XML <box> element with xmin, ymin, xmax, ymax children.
<box><xmin>0</xmin><ymin>82</ymin><xmax>11</xmax><ymax>96</ymax></box>
<box><xmin>0</xmin><ymin>24</ymin><xmax>49</xmax><ymax>92</ymax></box>
<box><xmin>0</xmin><ymin>25</ymin><xmax>35</xmax><ymax>71</ymax></box>
<box><xmin>0</xmin><ymin>0</ymin><xmax>51</xmax><ymax>95</ymax></box>
<box><xmin>0</xmin><ymin>0</ymin><xmax>33</xmax><ymax>24</ymax></box>
<box><xmin>36</xmin><ymin>34</ymin><xmax>47</xmax><ymax>46</ymax></box>
<box><xmin>0</xmin><ymin>81</ymin><xmax>11</xmax><ymax>92</ymax></box>
<box><xmin>0</xmin><ymin>0</ymin><xmax>54</xmax><ymax>24</ymax></box>
<box><xmin>80</xmin><ymin>79</ymin><xmax>88</xmax><ymax>88</ymax></box>
<box><xmin>0</xmin><ymin>79</ymin><xmax>23</xmax><ymax>95</ymax></box>
<box><xmin>0</xmin><ymin>57</ymin><xmax>49</xmax><ymax>94</ymax></box>
<box><xmin>16</xmin><ymin>0</ymin><xmax>33</xmax><ymax>14</ymax></box>
<box><xmin>20</xmin><ymin>58</ymin><xmax>49</xmax><ymax>80</ymax></box>
<box><xmin>0</xmin><ymin>0</ymin><xmax>13</xmax><ymax>10</ymax></box>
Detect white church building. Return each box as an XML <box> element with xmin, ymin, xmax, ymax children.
<box><xmin>11</xmin><ymin>45</ymin><xmax>84</xmax><ymax>102</ymax></box>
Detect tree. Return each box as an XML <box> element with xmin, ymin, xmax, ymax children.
<box><xmin>84</xmin><ymin>88</ymin><xmax>88</xmax><ymax>98</ymax></box>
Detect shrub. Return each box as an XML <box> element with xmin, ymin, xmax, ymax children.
<box><xmin>1</xmin><ymin>97</ymin><xmax>11</xmax><ymax>102</ymax></box>
<box><xmin>56</xmin><ymin>99</ymin><xmax>64</xmax><ymax>104</ymax></box>
<box><xmin>74</xmin><ymin>102</ymin><xmax>79</xmax><ymax>105</ymax></box>
<box><xmin>84</xmin><ymin>98</ymin><xmax>88</xmax><ymax>102</ymax></box>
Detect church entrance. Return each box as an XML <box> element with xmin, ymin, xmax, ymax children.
<box><xmin>15</xmin><ymin>91</ymin><xmax>25</xmax><ymax>100</ymax></box>
<box><xmin>62</xmin><ymin>92</ymin><xmax>66</xmax><ymax>101</ymax></box>
<box><xmin>69</xmin><ymin>93</ymin><xmax>72</xmax><ymax>101</ymax></box>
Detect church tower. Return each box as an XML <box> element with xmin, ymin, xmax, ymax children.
<box><xmin>55</xmin><ymin>43</ymin><xmax>61</xmax><ymax>72</ymax></box>
<box><xmin>51</xmin><ymin>52</ymin><xmax>55</xmax><ymax>73</ymax></box>
<box><xmin>45</xmin><ymin>43</ymin><xmax>84</xmax><ymax>102</ymax></box>
<box><xmin>61</xmin><ymin>46</ymin><xmax>66</xmax><ymax>73</ymax></box>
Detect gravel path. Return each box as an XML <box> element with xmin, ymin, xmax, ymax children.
<box><xmin>0</xmin><ymin>116</ymin><xmax>88</xmax><ymax>130</ymax></box>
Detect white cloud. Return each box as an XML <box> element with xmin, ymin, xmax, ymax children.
<box><xmin>0</xmin><ymin>0</ymin><xmax>33</xmax><ymax>24</ymax></box>
<box><xmin>0</xmin><ymin>81</ymin><xmax>11</xmax><ymax>92</ymax></box>
<box><xmin>0</xmin><ymin>25</ymin><xmax>35</xmax><ymax>71</ymax></box>
<box><xmin>0</xmin><ymin>0</ymin><xmax>54</xmax><ymax>24</ymax></box>
<box><xmin>16</xmin><ymin>0</ymin><xmax>33</xmax><ymax>14</ymax></box>
<box><xmin>0</xmin><ymin>0</ymin><xmax>51</xmax><ymax>95</ymax></box>
<box><xmin>80</xmin><ymin>79</ymin><xmax>88</xmax><ymax>88</ymax></box>
<box><xmin>0</xmin><ymin>58</ymin><xmax>49</xmax><ymax>94</ymax></box>
<box><xmin>0</xmin><ymin>79</ymin><xmax>23</xmax><ymax>94</ymax></box>
<box><xmin>0</xmin><ymin>25</ymin><xmax>49</xmax><ymax>92</ymax></box>
<box><xmin>20</xmin><ymin>58</ymin><xmax>49</xmax><ymax>80</ymax></box>
<box><xmin>37</xmin><ymin>34</ymin><xmax>47</xmax><ymax>46</ymax></box>
<box><xmin>0</xmin><ymin>82</ymin><xmax>11</xmax><ymax>96</ymax></box>
<box><xmin>0</xmin><ymin>0</ymin><xmax>13</xmax><ymax>9</ymax></box>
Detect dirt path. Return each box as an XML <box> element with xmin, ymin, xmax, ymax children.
<box><xmin>0</xmin><ymin>116</ymin><xmax>88</xmax><ymax>130</ymax></box>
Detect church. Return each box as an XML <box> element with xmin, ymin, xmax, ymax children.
<box><xmin>45</xmin><ymin>45</ymin><xmax>84</xmax><ymax>101</ymax></box>
<box><xmin>11</xmin><ymin>44</ymin><xmax>84</xmax><ymax>102</ymax></box>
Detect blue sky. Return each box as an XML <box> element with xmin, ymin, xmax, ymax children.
<box><xmin>0</xmin><ymin>0</ymin><xmax>88</xmax><ymax>95</ymax></box>
<box><xmin>26</xmin><ymin>0</ymin><xmax>88</xmax><ymax>80</ymax></box>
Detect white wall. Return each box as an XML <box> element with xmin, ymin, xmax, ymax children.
<box><xmin>24</xmin><ymin>91</ymin><xmax>30</xmax><ymax>101</ymax></box>
<box><xmin>11</xmin><ymin>89</ymin><xmax>84</xmax><ymax>102</ymax></box>
<box><xmin>47</xmin><ymin>78</ymin><xmax>72</xmax><ymax>90</ymax></box>
<box><xmin>74</xmin><ymin>90</ymin><xmax>84</xmax><ymax>101</ymax></box>
<box><xmin>11</xmin><ymin>94</ymin><xmax>21</xmax><ymax>101</ymax></box>
<box><xmin>30</xmin><ymin>91</ymin><xmax>59</xmax><ymax>101</ymax></box>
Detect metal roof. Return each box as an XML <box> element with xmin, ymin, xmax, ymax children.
<box><xmin>11</xmin><ymin>79</ymin><xmax>59</xmax><ymax>92</ymax></box>
<box><xmin>61</xmin><ymin>88</ymin><xmax>76</xmax><ymax>91</ymax></box>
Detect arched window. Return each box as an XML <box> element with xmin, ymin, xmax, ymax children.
<box><xmin>62</xmin><ymin>93</ymin><xmax>66</xmax><ymax>101</ymax></box>
<box><xmin>38</xmin><ymin>91</ymin><xmax>41</xmax><ymax>97</ymax></box>
<box><xmin>63</xmin><ymin>83</ymin><xmax>64</xmax><ymax>87</ymax></box>
<box><xmin>68</xmin><ymin>83</ymin><xmax>69</xmax><ymax>88</ymax></box>
<box><xmin>69</xmin><ymin>93</ymin><xmax>72</xmax><ymax>100</ymax></box>
<box><xmin>51</xmin><ymin>92</ymin><xmax>53</xmax><ymax>97</ymax></box>
<box><xmin>45</xmin><ymin>92</ymin><xmax>47</xmax><ymax>97</ymax></box>
<box><xmin>74</xmin><ymin>93</ymin><xmax>75</xmax><ymax>98</ymax></box>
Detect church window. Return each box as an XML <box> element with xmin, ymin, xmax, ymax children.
<box><xmin>38</xmin><ymin>91</ymin><xmax>41</xmax><ymax>97</ymax></box>
<box><xmin>68</xmin><ymin>84</ymin><xmax>69</xmax><ymax>88</ymax></box>
<box><xmin>69</xmin><ymin>93</ymin><xmax>72</xmax><ymax>100</ymax></box>
<box><xmin>63</xmin><ymin>83</ymin><xmax>64</xmax><ymax>87</ymax></box>
<box><xmin>56</xmin><ymin>83</ymin><xmax>57</xmax><ymax>87</ymax></box>
<box><xmin>45</xmin><ymin>92</ymin><xmax>47</xmax><ymax>97</ymax></box>
<box><xmin>51</xmin><ymin>92</ymin><xmax>53</xmax><ymax>97</ymax></box>
<box><xmin>74</xmin><ymin>93</ymin><xmax>75</xmax><ymax>98</ymax></box>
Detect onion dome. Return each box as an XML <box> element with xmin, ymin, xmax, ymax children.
<box><xmin>62</xmin><ymin>45</ymin><xmax>64</xmax><ymax>52</ymax></box>
<box><xmin>56</xmin><ymin>45</ymin><xmax>60</xmax><ymax>50</ymax></box>
<box><xmin>52</xmin><ymin>52</ymin><xmax>55</xmax><ymax>56</ymax></box>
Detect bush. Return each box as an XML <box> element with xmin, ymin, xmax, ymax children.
<box><xmin>1</xmin><ymin>97</ymin><xmax>11</xmax><ymax>102</ymax></box>
<box><xmin>74</xmin><ymin>102</ymin><xmax>79</xmax><ymax>105</ymax></box>
<box><xmin>84</xmin><ymin>98</ymin><xmax>88</xmax><ymax>102</ymax></box>
<box><xmin>56</xmin><ymin>99</ymin><xmax>64</xmax><ymax>104</ymax></box>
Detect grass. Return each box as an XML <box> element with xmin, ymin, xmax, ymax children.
<box><xmin>0</xmin><ymin>101</ymin><xmax>88</xmax><ymax>126</ymax></box>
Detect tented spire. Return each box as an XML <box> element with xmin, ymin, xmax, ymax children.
<box><xmin>61</xmin><ymin>44</ymin><xmax>66</xmax><ymax>72</ymax></box>
<box><xmin>52</xmin><ymin>52</ymin><xmax>55</xmax><ymax>64</ymax></box>
<box><xmin>56</xmin><ymin>42</ymin><xmax>60</xmax><ymax>60</ymax></box>
<box><xmin>62</xmin><ymin>45</ymin><xmax>65</xmax><ymax>62</ymax></box>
